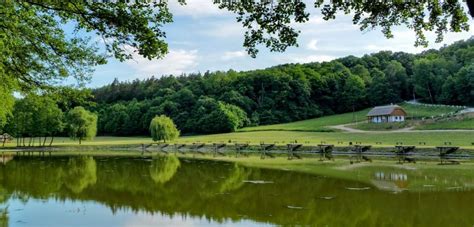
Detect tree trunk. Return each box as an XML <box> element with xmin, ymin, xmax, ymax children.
<box><xmin>38</xmin><ymin>137</ymin><xmax>42</xmax><ymax>147</ymax></box>
<box><xmin>28</xmin><ymin>137</ymin><xmax>32</xmax><ymax>146</ymax></box>
<box><xmin>352</xmin><ymin>104</ymin><xmax>356</xmax><ymax>123</ymax></box>
<box><xmin>2</xmin><ymin>138</ymin><xmax>5</xmax><ymax>147</ymax></box>
<box><xmin>43</xmin><ymin>136</ymin><xmax>47</xmax><ymax>146</ymax></box>
<box><xmin>49</xmin><ymin>137</ymin><xmax>54</xmax><ymax>147</ymax></box>
<box><xmin>427</xmin><ymin>84</ymin><xmax>434</xmax><ymax>103</ymax></box>
<box><xmin>79</xmin><ymin>138</ymin><xmax>82</xmax><ymax>145</ymax></box>
<box><xmin>22</xmin><ymin>137</ymin><xmax>25</xmax><ymax>147</ymax></box>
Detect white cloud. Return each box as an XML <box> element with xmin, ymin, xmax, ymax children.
<box><xmin>306</xmin><ymin>39</ymin><xmax>318</xmax><ymax>51</ymax></box>
<box><xmin>222</xmin><ymin>50</ymin><xmax>246</xmax><ymax>60</ymax></box>
<box><xmin>276</xmin><ymin>54</ymin><xmax>335</xmax><ymax>64</ymax></box>
<box><xmin>168</xmin><ymin>1</ymin><xmax>228</xmax><ymax>17</ymax></box>
<box><xmin>125</xmin><ymin>48</ymin><xmax>198</xmax><ymax>76</ymax></box>
<box><xmin>201</xmin><ymin>21</ymin><xmax>245</xmax><ymax>38</ymax></box>
<box><xmin>293</xmin><ymin>55</ymin><xmax>335</xmax><ymax>63</ymax></box>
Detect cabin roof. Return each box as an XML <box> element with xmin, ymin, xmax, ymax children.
<box><xmin>367</xmin><ymin>105</ymin><xmax>406</xmax><ymax>117</ymax></box>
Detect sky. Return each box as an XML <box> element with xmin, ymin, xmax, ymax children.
<box><xmin>88</xmin><ymin>1</ymin><xmax>474</xmax><ymax>87</ymax></box>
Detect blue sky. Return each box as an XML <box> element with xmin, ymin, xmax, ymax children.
<box><xmin>88</xmin><ymin>1</ymin><xmax>474</xmax><ymax>87</ymax></box>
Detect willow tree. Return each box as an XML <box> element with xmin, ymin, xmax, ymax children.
<box><xmin>66</xmin><ymin>107</ymin><xmax>97</xmax><ymax>145</ymax></box>
<box><xmin>149</xmin><ymin>115</ymin><xmax>180</xmax><ymax>142</ymax></box>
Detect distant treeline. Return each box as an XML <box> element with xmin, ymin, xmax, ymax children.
<box><xmin>91</xmin><ymin>38</ymin><xmax>474</xmax><ymax>135</ymax></box>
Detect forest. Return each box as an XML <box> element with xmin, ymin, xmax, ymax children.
<box><xmin>2</xmin><ymin>37</ymin><xmax>474</xmax><ymax>139</ymax></box>
<box><xmin>90</xmin><ymin>38</ymin><xmax>474</xmax><ymax>136</ymax></box>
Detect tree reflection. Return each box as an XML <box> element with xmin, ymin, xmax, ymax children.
<box><xmin>149</xmin><ymin>155</ymin><xmax>180</xmax><ymax>184</ymax></box>
<box><xmin>219</xmin><ymin>163</ymin><xmax>252</xmax><ymax>193</ymax></box>
<box><xmin>1</xmin><ymin>156</ymin><xmax>474</xmax><ymax>226</ymax></box>
<box><xmin>62</xmin><ymin>156</ymin><xmax>97</xmax><ymax>193</ymax></box>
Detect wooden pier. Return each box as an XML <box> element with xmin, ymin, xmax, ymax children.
<box><xmin>213</xmin><ymin>143</ymin><xmax>227</xmax><ymax>157</ymax></box>
<box><xmin>437</xmin><ymin>146</ymin><xmax>460</xmax><ymax>165</ymax></box>
<box><xmin>350</xmin><ymin>145</ymin><xmax>372</xmax><ymax>164</ymax></box>
<box><xmin>287</xmin><ymin>144</ymin><xmax>303</xmax><ymax>160</ymax></box>
<box><xmin>395</xmin><ymin>146</ymin><xmax>416</xmax><ymax>164</ymax></box>
<box><xmin>191</xmin><ymin>143</ymin><xmax>206</xmax><ymax>156</ymax></box>
<box><xmin>317</xmin><ymin>144</ymin><xmax>334</xmax><ymax>161</ymax></box>
<box><xmin>235</xmin><ymin>143</ymin><xmax>249</xmax><ymax>157</ymax></box>
<box><xmin>260</xmin><ymin>143</ymin><xmax>275</xmax><ymax>159</ymax></box>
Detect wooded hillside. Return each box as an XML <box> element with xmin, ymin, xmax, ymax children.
<box><xmin>92</xmin><ymin>38</ymin><xmax>474</xmax><ymax>135</ymax></box>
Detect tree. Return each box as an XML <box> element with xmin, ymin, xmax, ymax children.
<box><xmin>218</xmin><ymin>0</ymin><xmax>471</xmax><ymax>56</ymax></box>
<box><xmin>149</xmin><ymin>115</ymin><xmax>180</xmax><ymax>142</ymax></box>
<box><xmin>66</xmin><ymin>107</ymin><xmax>97</xmax><ymax>144</ymax></box>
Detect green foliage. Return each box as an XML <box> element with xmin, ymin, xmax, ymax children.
<box><xmin>66</xmin><ymin>107</ymin><xmax>97</xmax><ymax>144</ymax></box>
<box><xmin>218</xmin><ymin>0</ymin><xmax>470</xmax><ymax>56</ymax></box>
<box><xmin>149</xmin><ymin>115</ymin><xmax>180</xmax><ymax>142</ymax></box>
<box><xmin>149</xmin><ymin>156</ymin><xmax>181</xmax><ymax>184</ymax></box>
<box><xmin>89</xmin><ymin>38</ymin><xmax>474</xmax><ymax>136</ymax></box>
<box><xmin>5</xmin><ymin>95</ymin><xmax>63</xmax><ymax>145</ymax></box>
<box><xmin>63</xmin><ymin>156</ymin><xmax>97</xmax><ymax>193</ymax></box>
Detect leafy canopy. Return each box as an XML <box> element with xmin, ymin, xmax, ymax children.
<box><xmin>66</xmin><ymin>106</ymin><xmax>97</xmax><ymax>144</ymax></box>
<box><xmin>149</xmin><ymin>115</ymin><xmax>180</xmax><ymax>142</ymax></box>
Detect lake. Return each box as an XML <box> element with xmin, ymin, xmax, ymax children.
<box><xmin>1</xmin><ymin>155</ymin><xmax>474</xmax><ymax>226</ymax></box>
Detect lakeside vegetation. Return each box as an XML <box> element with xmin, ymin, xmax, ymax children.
<box><xmin>2</xmin><ymin>130</ymin><xmax>473</xmax><ymax>149</ymax></box>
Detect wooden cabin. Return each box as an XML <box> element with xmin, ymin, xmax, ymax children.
<box><xmin>367</xmin><ymin>105</ymin><xmax>407</xmax><ymax>123</ymax></box>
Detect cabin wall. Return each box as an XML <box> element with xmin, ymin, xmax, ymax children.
<box><xmin>370</xmin><ymin>115</ymin><xmax>404</xmax><ymax>123</ymax></box>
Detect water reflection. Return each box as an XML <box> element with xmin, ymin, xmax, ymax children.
<box><xmin>0</xmin><ymin>155</ymin><xmax>474</xmax><ymax>226</ymax></box>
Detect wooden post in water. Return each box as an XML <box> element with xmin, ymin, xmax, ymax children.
<box><xmin>234</xmin><ymin>143</ymin><xmax>249</xmax><ymax>158</ymax></box>
<box><xmin>260</xmin><ymin>143</ymin><xmax>275</xmax><ymax>159</ymax></box>
<box><xmin>287</xmin><ymin>144</ymin><xmax>303</xmax><ymax>160</ymax></box>
<box><xmin>212</xmin><ymin>143</ymin><xmax>227</xmax><ymax>157</ymax></box>
<box><xmin>318</xmin><ymin>144</ymin><xmax>334</xmax><ymax>161</ymax></box>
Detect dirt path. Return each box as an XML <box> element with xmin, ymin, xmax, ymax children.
<box><xmin>328</xmin><ymin>123</ymin><xmax>472</xmax><ymax>133</ymax></box>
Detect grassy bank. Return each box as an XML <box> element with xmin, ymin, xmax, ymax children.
<box><xmin>239</xmin><ymin>109</ymin><xmax>369</xmax><ymax>132</ymax></box>
<box><xmin>2</xmin><ymin>130</ymin><xmax>474</xmax><ymax>149</ymax></box>
<box><xmin>416</xmin><ymin>117</ymin><xmax>474</xmax><ymax>130</ymax></box>
<box><xmin>239</xmin><ymin>102</ymin><xmax>462</xmax><ymax>132</ymax></box>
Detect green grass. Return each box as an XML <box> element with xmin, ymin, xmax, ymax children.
<box><xmin>400</xmin><ymin>102</ymin><xmax>462</xmax><ymax>118</ymax></box>
<box><xmin>416</xmin><ymin>117</ymin><xmax>474</xmax><ymax>130</ymax></box>
<box><xmin>2</xmin><ymin>130</ymin><xmax>473</xmax><ymax>149</ymax></box>
<box><xmin>240</xmin><ymin>102</ymin><xmax>462</xmax><ymax>132</ymax></box>
<box><xmin>178</xmin><ymin>131</ymin><xmax>474</xmax><ymax>148</ymax></box>
<box><xmin>240</xmin><ymin>108</ymin><xmax>370</xmax><ymax>132</ymax></box>
<box><xmin>349</xmin><ymin>122</ymin><xmax>411</xmax><ymax>131</ymax></box>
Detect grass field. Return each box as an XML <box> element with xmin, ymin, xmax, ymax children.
<box><xmin>401</xmin><ymin>102</ymin><xmax>462</xmax><ymax>118</ymax></box>
<box><xmin>416</xmin><ymin>117</ymin><xmax>474</xmax><ymax>130</ymax></box>
<box><xmin>349</xmin><ymin>122</ymin><xmax>410</xmax><ymax>131</ymax></box>
<box><xmin>240</xmin><ymin>109</ymin><xmax>370</xmax><ymax>132</ymax></box>
<box><xmin>3</xmin><ymin>130</ymin><xmax>473</xmax><ymax>149</ymax></box>
<box><xmin>240</xmin><ymin>102</ymin><xmax>463</xmax><ymax>132</ymax></box>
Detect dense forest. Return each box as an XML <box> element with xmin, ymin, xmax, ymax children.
<box><xmin>2</xmin><ymin>38</ymin><xmax>473</xmax><ymax>139</ymax></box>
<box><xmin>90</xmin><ymin>38</ymin><xmax>474</xmax><ymax>136</ymax></box>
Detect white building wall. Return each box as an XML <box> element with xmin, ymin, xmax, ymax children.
<box><xmin>371</xmin><ymin>115</ymin><xmax>405</xmax><ymax>123</ymax></box>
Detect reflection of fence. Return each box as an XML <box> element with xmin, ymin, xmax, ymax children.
<box><xmin>136</xmin><ymin>142</ymin><xmax>471</xmax><ymax>164</ymax></box>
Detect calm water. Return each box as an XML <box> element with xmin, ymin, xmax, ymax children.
<box><xmin>1</xmin><ymin>155</ymin><xmax>474</xmax><ymax>226</ymax></box>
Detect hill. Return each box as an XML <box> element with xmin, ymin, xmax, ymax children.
<box><xmin>240</xmin><ymin>102</ymin><xmax>464</xmax><ymax>132</ymax></box>
<box><xmin>89</xmin><ymin>38</ymin><xmax>473</xmax><ymax>136</ymax></box>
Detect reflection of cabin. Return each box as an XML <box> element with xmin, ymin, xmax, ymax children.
<box><xmin>0</xmin><ymin>133</ymin><xmax>13</xmax><ymax>143</ymax></box>
<box><xmin>367</xmin><ymin>105</ymin><xmax>407</xmax><ymax>123</ymax></box>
